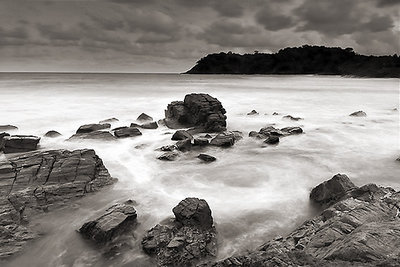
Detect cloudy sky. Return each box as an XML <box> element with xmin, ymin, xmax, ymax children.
<box><xmin>0</xmin><ymin>0</ymin><xmax>398</xmax><ymax>72</ymax></box>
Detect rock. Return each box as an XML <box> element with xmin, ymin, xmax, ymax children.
<box><xmin>0</xmin><ymin>125</ymin><xmax>18</xmax><ymax>131</ymax></box>
<box><xmin>69</xmin><ymin>131</ymin><xmax>116</xmax><ymax>141</ymax></box>
<box><xmin>157</xmin><ymin>152</ymin><xmax>180</xmax><ymax>161</ymax></box>
<box><xmin>79</xmin><ymin>201</ymin><xmax>137</xmax><ymax>243</ymax></box>
<box><xmin>248</xmin><ymin>131</ymin><xmax>264</xmax><ymax>139</ymax></box>
<box><xmin>272</xmin><ymin>112</ymin><xmax>279</xmax><ymax>115</ymax></box>
<box><xmin>112</xmin><ymin>126</ymin><xmax>128</xmax><ymax>131</ymax></box>
<box><xmin>99</xmin><ymin>118</ymin><xmax>119</xmax><ymax>124</ymax></box>
<box><xmin>44</xmin><ymin>130</ymin><xmax>62</xmax><ymax>138</ymax></box>
<box><xmin>349</xmin><ymin>111</ymin><xmax>367</xmax><ymax>117</ymax></box>
<box><xmin>198</xmin><ymin>154</ymin><xmax>216</xmax><ymax>162</ymax></box>
<box><xmin>264</xmin><ymin>136</ymin><xmax>279</xmax><ymax>145</ymax></box>
<box><xmin>76</xmin><ymin>123</ymin><xmax>111</xmax><ymax>134</ymax></box>
<box><xmin>0</xmin><ymin>149</ymin><xmax>116</xmax><ymax>258</ymax></box>
<box><xmin>176</xmin><ymin>139</ymin><xmax>192</xmax><ymax>152</ymax></box>
<box><xmin>171</xmin><ymin>130</ymin><xmax>193</xmax><ymax>141</ymax></box>
<box><xmin>247</xmin><ymin>110</ymin><xmax>259</xmax><ymax>115</ymax></box>
<box><xmin>114</xmin><ymin>127</ymin><xmax>142</xmax><ymax>138</ymax></box>
<box><xmin>129</xmin><ymin>123</ymin><xmax>140</xmax><ymax>128</ymax></box>
<box><xmin>281</xmin><ymin>126</ymin><xmax>303</xmax><ymax>135</ymax></box>
<box><xmin>137</xmin><ymin>113</ymin><xmax>153</xmax><ymax>121</ymax></box>
<box><xmin>140</xmin><ymin>121</ymin><xmax>158</xmax><ymax>129</ymax></box>
<box><xmin>142</xmin><ymin>198</ymin><xmax>217</xmax><ymax>266</ymax></box>
<box><xmin>283</xmin><ymin>115</ymin><xmax>303</xmax><ymax>121</ymax></box>
<box><xmin>2</xmin><ymin>135</ymin><xmax>40</xmax><ymax>154</ymax></box>
<box><xmin>193</xmin><ymin>138</ymin><xmax>209</xmax><ymax>146</ymax></box>
<box><xmin>310</xmin><ymin>174</ymin><xmax>357</xmax><ymax>206</ymax></box>
<box><xmin>158</xmin><ymin>145</ymin><xmax>177</xmax><ymax>152</ymax></box>
<box><xmin>0</xmin><ymin>132</ymin><xmax>10</xmax><ymax>151</ymax></box>
<box><xmin>209</xmin><ymin>176</ymin><xmax>400</xmax><ymax>267</ymax></box>
<box><xmin>397</xmin><ymin>156</ymin><xmax>400</xmax><ymax>161</ymax></box>
<box><xmin>164</xmin><ymin>93</ymin><xmax>227</xmax><ymax>132</ymax></box>
<box><xmin>210</xmin><ymin>131</ymin><xmax>236</xmax><ymax>147</ymax></box>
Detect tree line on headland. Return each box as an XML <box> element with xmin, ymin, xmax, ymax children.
<box><xmin>185</xmin><ymin>45</ymin><xmax>400</xmax><ymax>78</ymax></box>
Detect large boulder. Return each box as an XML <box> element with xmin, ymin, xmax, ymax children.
<box><xmin>210</xmin><ymin>176</ymin><xmax>400</xmax><ymax>267</ymax></box>
<box><xmin>2</xmin><ymin>135</ymin><xmax>40</xmax><ymax>154</ymax></box>
<box><xmin>69</xmin><ymin>131</ymin><xmax>116</xmax><ymax>141</ymax></box>
<box><xmin>142</xmin><ymin>197</ymin><xmax>217</xmax><ymax>266</ymax></box>
<box><xmin>310</xmin><ymin>174</ymin><xmax>356</xmax><ymax>206</ymax></box>
<box><xmin>210</xmin><ymin>131</ymin><xmax>236</xmax><ymax>147</ymax></box>
<box><xmin>79</xmin><ymin>200</ymin><xmax>137</xmax><ymax>243</ymax></box>
<box><xmin>0</xmin><ymin>149</ymin><xmax>116</xmax><ymax>258</ymax></box>
<box><xmin>76</xmin><ymin>123</ymin><xmax>111</xmax><ymax>134</ymax></box>
<box><xmin>164</xmin><ymin>93</ymin><xmax>227</xmax><ymax>132</ymax></box>
<box><xmin>114</xmin><ymin>127</ymin><xmax>142</xmax><ymax>138</ymax></box>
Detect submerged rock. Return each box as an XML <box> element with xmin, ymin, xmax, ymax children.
<box><xmin>349</xmin><ymin>110</ymin><xmax>367</xmax><ymax>117</ymax></box>
<box><xmin>247</xmin><ymin>110</ymin><xmax>259</xmax><ymax>115</ymax></box>
<box><xmin>79</xmin><ymin>200</ymin><xmax>137</xmax><ymax>243</ymax></box>
<box><xmin>157</xmin><ymin>152</ymin><xmax>180</xmax><ymax>161</ymax></box>
<box><xmin>99</xmin><ymin>118</ymin><xmax>119</xmax><ymax>124</ymax></box>
<box><xmin>69</xmin><ymin>131</ymin><xmax>116</xmax><ymax>141</ymax></box>
<box><xmin>171</xmin><ymin>130</ymin><xmax>193</xmax><ymax>140</ymax></box>
<box><xmin>198</xmin><ymin>154</ymin><xmax>216</xmax><ymax>162</ymax></box>
<box><xmin>44</xmin><ymin>130</ymin><xmax>62</xmax><ymax>138</ymax></box>
<box><xmin>2</xmin><ymin>135</ymin><xmax>40</xmax><ymax>154</ymax></box>
<box><xmin>76</xmin><ymin>123</ymin><xmax>111</xmax><ymax>134</ymax></box>
<box><xmin>210</xmin><ymin>131</ymin><xmax>236</xmax><ymax>147</ymax></box>
<box><xmin>137</xmin><ymin>113</ymin><xmax>153</xmax><ymax>121</ymax></box>
<box><xmin>142</xmin><ymin>197</ymin><xmax>217</xmax><ymax>266</ymax></box>
<box><xmin>114</xmin><ymin>127</ymin><xmax>142</xmax><ymax>138</ymax></box>
<box><xmin>176</xmin><ymin>139</ymin><xmax>192</xmax><ymax>152</ymax></box>
<box><xmin>164</xmin><ymin>93</ymin><xmax>227</xmax><ymax>132</ymax></box>
<box><xmin>0</xmin><ymin>149</ymin><xmax>116</xmax><ymax>258</ymax></box>
<box><xmin>140</xmin><ymin>121</ymin><xmax>158</xmax><ymax>129</ymax></box>
<box><xmin>263</xmin><ymin>136</ymin><xmax>279</xmax><ymax>145</ymax></box>
<box><xmin>193</xmin><ymin>138</ymin><xmax>209</xmax><ymax>146</ymax></box>
<box><xmin>209</xmin><ymin>175</ymin><xmax>400</xmax><ymax>267</ymax></box>
<box><xmin>281</xmin><ymin>126</ymin><xmax>303</xmax><ymax>135</ymax></box>
<box><xmin>0</xmin><ymin>125</ymin><xmax>18</xmax><ymax>131</ymax></box>
<box><xmin>283</xmin><ymin>115</ymin><xmax>303</xmax><ymax>121</ymax></box>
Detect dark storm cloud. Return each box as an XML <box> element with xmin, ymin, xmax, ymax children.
<box><xmin>255</xmin><ymin>7</ymin><xmax>295</xmax><ymax>31</ymax></box>
<box><xmin>0</xmin><ymin>26</ymin><xmax>28</xmax><ymax>39</ymax></box>
<box><xmin>376</xmin><ymin>0</ymin><xmax>400</xmax><ymax>6</ymax></box>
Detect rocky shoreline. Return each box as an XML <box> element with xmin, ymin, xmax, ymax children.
<box><xmin>1</xmin><ymin>93</ymin><xmax>399</xmax><ymax>266</ymax></box>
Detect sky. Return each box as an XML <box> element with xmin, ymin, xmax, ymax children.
<box><xmin>0</xmin><ymin>0</ymin><xmax>399</xmax><ymax>72</ymax></box>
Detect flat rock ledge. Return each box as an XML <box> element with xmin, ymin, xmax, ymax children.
<box><xmin>0</xmin><ymin>149</ymin><xmax>116</xmax><ymax>259</ymax></box>
<box><xmin>142</xmin><ymin>197</ymin><xmax>217</xmax><ymax>266</ymax></box>
<box><xmin>205</xmin><ymin>174</ymin><xmax>400</xmax><ymax>267</ymax></box>
<box><xmin>164</xmin><ymin>93</ymin><xmax>227</xmax><ymax>132</ymax></box>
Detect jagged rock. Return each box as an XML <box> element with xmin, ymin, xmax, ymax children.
<box><xmin>99</xmin><ymin>118</ymin><xmax>119</xmax><ymax>124</ymax></box>
<box><xmin>264</xmin><ymin>136</ymin><xmax>279</xmax><ymax>145</ymax></box>
<box><xmin>283</xmin><ymin>115</ymin><xmax>303</xmax><ymax>121</ymax></box>
<box><xmin>210</xmin><ymin>132</ymin><xmax>236</xmax><ymax>147</ymax></box>
<box><xmin>79</xmin><ymin>200</ymin><xmax>137</xmax><ymax>243</ymax></box>
<box><xmin>44</xmin><ymin>130</ymin><xmax>62</xmax><ymax>138</ymax></box>
<box><xmin>250</xmin><ymin>126</ymin><xmax>303</xmax><ymax>143</ymax></box>
<box><xmin>171</xmin><ymin>130</ymin><xmax>193</xmax><ymax>141</ymax></box>
<box><xmin>114</xmin><ymin>127</ymin><xmax>142</xmax><ymax>138</ymax></box>
<box><xmin>176</xmin><ymin>139</ymin><xmax>192</xmax><ymax>152</ymax></box>
<box><xmin>349</xmin><ymin>111</ymin><xmax>367</xmax><ymax>117</ymax></box>
<box><xmin>76</xmin><ymin>123</ymin><xmax>111</xmax><ymax>134</ymax></box>
<box><xmin>0</xmin><ymin>149</ymin><xmax>116</xmax><ymax>258</ymax></box>
<box><xmin>164</xmin><ymin>93</ymin><xmax>227</xmax><ymax>132</ymax></box>
<box><xmin>69</xmin><ymin>131</ymin><xmax>116</xmax><ymax>141</ymax></box>
<box><xmin>2</xmin><ymin>135</ymin><xmax>40</xmax><ymax>154</ymax></box>
<box><xmin>208</xmin><ymin>175</ymin><xmax>400</xmax><ymax>267</ymax></box>
<box><xmin>0</xmin><ymin>125</ymin><xmax>18</xmax><ymax>131</ymax></box>
<box><xmin>142</xmin><ymin>198</ymin><xmax>217</xmax><ymax>266</ymax></box>
<box><xmin>310</xmin><ymin>174</ymin><xmax>356</xmax><ymax>206</ymax></box>
<box><xmin>141</xmin><ymin>121</ymin><xmax>158</xmax><ymax>129</ymax></box>
<box><xmin>137</xmin><ymin>113</ymin><xmax>153</xmax><ymax>121</ymax></box>
<box><xmin>193</xmin><ymin>138</ymin><xmax>209</xmax><ymax>146</ymax></box>
<box><xmin>157</xmin><ymin>152</ymin><xmax>180</xmax><ymax>161</ymax></box>
<box><xmin>198</xmin><ymin>154</ymin><xmax>216</xmax><ymax>162</ymax></box>
<box><xmin>247</xmin><ymin>110</ymin><xmax>259</xmax><ymax>115</ymax></box>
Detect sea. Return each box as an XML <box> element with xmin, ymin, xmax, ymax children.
<box><xmin>0</xmin><ymin>73</ymin><xmax>399</xmax><ymax>266</ymax></box>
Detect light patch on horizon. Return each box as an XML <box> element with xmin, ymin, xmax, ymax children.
<box><xmin>0</xmin><ymin>0</ymin><xmax>398</xmax><ymax>72</ymax></box>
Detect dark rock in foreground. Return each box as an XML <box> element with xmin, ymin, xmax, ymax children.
<box><xmin>2</xmin><ymin>135</ymin><xmax>40</xmax><ymax>154</ymax></box>
<box><xmin>79</xmin><ymin>200</ymin><xmax>137</xmax><ymax>243</ymax></box>
<box><xmin>0</xmin><ymin>149</ymin><xmax>116</xmax><ymax>258</ymax></box>
<box><xmin>350</xmin><ymin>110</ymin><xmax>367</xmax><ymax>117</ymax></box>
<box><xmin>207</xmin><ymin>174</ymin><xmax>400</xmax><ymax>267</ymax></box>
<box><xmin>198</xmin><ymin>154</ymin><xmax>216</xmax><ymax>162</ymax></box>
<box><xmin>114</xmin><ymin>127</ymin><xmax>142</xmax><ymax>138</ymax></box>
<box><xmin>137</xmin><ymin>113</ymin><xmax>153</xmax><ymax>121</ymax></box>
<box><xmin>76</xmin><ymin>123</ymin><xmax>111</xmax><ymax>134</ymax></box>
<box><xmin>172</xmin><ymin>130</ymin><xmax>193</xmax><ymax>140</ymax></box>
<box><xmin>44</xmin><ymin>130</ymin><xmax>62</xmax><ymax>138</ymax></box>
<box><xmin>164</xmin><ymin>93</ymin><xmax>227</xmax><ymax>132</ymax></box>
<box><xmin>0</xmin><ymin>125</ymin><xmax>18</xmax><ymax>131</ymax></box>
<box><xmin>210</xmin><ymin>131</ymin><xmax>236</xmax><ymax>147</ymax></box>
<box><xmin>142</xmin><ymin>197</ymin><xmax>217</xmax><ymax>266</ymax></box>
<box><xmin>69</xmin><ymin>131</ymin><xmax>116</xmax><ymax>141</ymax></box>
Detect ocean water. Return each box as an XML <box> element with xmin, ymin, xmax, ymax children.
<box><xmin>0</xmin><ymin>73</ymin><xmax>399</xmax><ymax>266</ymax></box>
